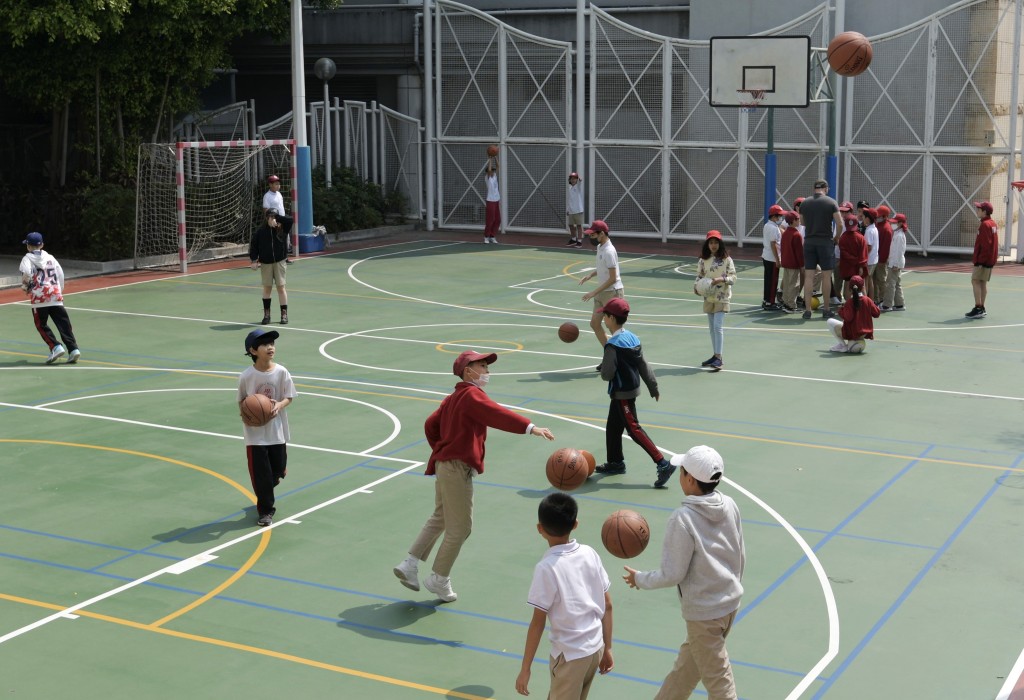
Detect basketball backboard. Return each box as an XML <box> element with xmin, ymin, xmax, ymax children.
<box><xmin>709</xmin><ymin>36</ymin><xmax>811</xmax><ymax>108</ymax></box>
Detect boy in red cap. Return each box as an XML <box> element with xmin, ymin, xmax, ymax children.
<box><xmin>837</xmin><ymin>214</ymin><xmax>867</xmax><ymax>299</ymax></box>
<box><xmin>881</xmin><ymin>214</ymin><xmax>908</xmax><ymax>311</ymax></box>
<box><xmin>395</xmin><ymin>349</ymin><xmax>555</xmax><ymax>602</ymax></box>
<box><xmin>761</xmin><ymin>205</ymin><xmax>784</xmax><ymax>310</ymax></box>
<box><xmin>579</xmin><ymin>219</ymin><xmax>625</xmax><ymax>356</ymax></box>
<box><xmin>966</xmin><ymin>201</ymin><xmax>999</xmax><ymax>318</ymax></box>
<box><xmin>593</xmin><ymin>296</ymin><xmax>675</xmax><ymax>489</ymax></box>
<box><xmin>778</xmin><ymin>211</ymin><xmax>804</xmax><ymax>312</ymax></box>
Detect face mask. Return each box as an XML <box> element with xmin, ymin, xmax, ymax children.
<box><xmin>589</xmin><ymin>236</ymin><xmax>599</xmax><ymax>247</ymax></box>
<box><xmin>468</xmin><ymin>367</ymin><xmax>490</xmax><ymax>388</ymax></box>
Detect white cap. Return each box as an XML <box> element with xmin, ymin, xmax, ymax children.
<box><xmin>669</xmin><ymin>445</ymin><xmax>724</xmax><ymax>483</ymax></box>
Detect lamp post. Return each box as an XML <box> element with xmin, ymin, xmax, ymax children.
<box><xmin>314</xmin><ymin>57</ymin><xmax>337</xmax><ymax>188</ymax></box>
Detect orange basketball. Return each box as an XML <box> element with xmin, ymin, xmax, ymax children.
<box><xmin>580</xmin><ymin>449</ymin><xmax>596</xmax><ymax>476</ymax></box>
<box><xmin>601</xmin><ymin>510</ymin><xmax>650</xmax><ymax>559</ymax></box>
<box><xmin>545</xmin><ymin>447</ymin><xmax>588</xmax><ymax>491</ymax></box>
<box><xmin>241</xmin><ymin>393</ymin><xmax>274</xmax><ymax>427</ymax></box>
<box><xmin>558</xmin><ymin>322</ymin><xmax>579</xmax><ymax>343</ymax></box>
<box><xmin>827</xmin><ymin>31</ymin><xmax>872</xmax><ymax>77</ymax></box>
<box><xmin>487</xmin><ymin>144</ymin><xmax>499</xmax><ymax>157</ymax></box>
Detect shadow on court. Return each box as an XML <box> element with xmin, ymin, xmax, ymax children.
<box><xmin>152</xmin><ymin>512</ymin><xmax>254</xmax><ymax>544</ymax></box>
<box><xmin>337</xmin><ymin>601</ymin><xmax>450</xmax><ymax>645</ymax></box>
<box><xmin>446</xmin><ymin>686</ymin><xmax>495</xmax><ymax>699</ymax></box>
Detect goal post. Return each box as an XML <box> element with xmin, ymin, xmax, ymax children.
<box><xmin>135</xmin><ymin>139</ymin><xmax>297</xmax><ymax>272</ymax></box>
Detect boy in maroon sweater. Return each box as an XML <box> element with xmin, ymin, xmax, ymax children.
<box><xmin>394</xmin><ymin>350</ymin><xmax>555</xmax><ymax>602</ymax></box>
<box><xmin>778</xmin><ymin>211</ymin><xmax>804</xmax><ymax>312</ymax></box>
<box><xmin>965</xmin><ymin>201</ymin><xmax>999</xmax><ymax>318</ymax></box>
<box><xmin>837</xmin><ymin>214</ymin><xmax>867</xmax><ymax>299</ymax></box>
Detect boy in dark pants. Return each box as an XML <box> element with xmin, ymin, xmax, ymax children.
<box><xmin>592</xmin><ymin>297</ymin><xmax>675</xmax><ymax>488</ymax></box>
<box><xmin>19</xmin><ymin>232</ymin><xmax>81</xmax><ymax>364</ymax></box>
<box><xmin>238</xmin><ymin>329</ymin><xmax>296</xmax><ymax>526</ymax></box>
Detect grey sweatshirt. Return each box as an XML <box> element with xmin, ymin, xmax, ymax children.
<box><xmin>634</xmin><ymin>491</ymin><xmax>745</xmax><ymax>621</ymax></box>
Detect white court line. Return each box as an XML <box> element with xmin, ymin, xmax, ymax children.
<box><xmin>996</xmin><ymin>647</ymin><xmax>1024</xmax><ymax>699</ymax></box>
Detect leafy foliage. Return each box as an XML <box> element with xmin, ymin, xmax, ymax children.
<box><xmin>311</xmin><ymin>167</ymin><xmax>387</xmax><ymax>233</ymax></box>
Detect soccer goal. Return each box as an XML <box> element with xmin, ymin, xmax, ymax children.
<box><xmin>135</xmin><ymin>139</ymin><xmax>296</xmax><ymax>272</ymax></box>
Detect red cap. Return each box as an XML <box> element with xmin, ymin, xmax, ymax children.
<box><xmin>768</xmin><ymin>204</ymin><xmax>785</xmax><ymax>216</ymax></box>
<box><xmin>783</xmin><ymin>210</ymin><xmax>800</xmax><ymax>224</ymax></box>
<box><xmin>794</xmin><ymin>197</ymin><xmax>806</xmax><ymax>206</ymax></box>
<box><xmin>891</xmin><ymin>213</ymin><xmax>907</xmax><ymax>224</ymax></box>
<box><xmin>861</xmin><ymin>207</ymin><xmax>878</xmax><ymax>221</ymax></box>
<box><xmin>839</xmin><ymin>200</ymin><xmax>854</xmax><ymax>212</ymax></box>
<box><xmin>849</xmin><ymin>275</ymin><xmax>865</xmax><ymax>289</ymax></box>
<box><xmin>706</xmin><ymin>229</ymin><xmax>722</xmax><ymax>240</ymax></box>
<box><xmin>584</xmin><ymin>219</ymin><xmax>609</xmax><ymax>235</ymax></box>
<box><xmin>974</xmin><ymin>201</ymin><xmax>993</xmax><ymax>215</ymax></box>
<box><xmin>569</xmin><ymin>172</ymin><xmax>579</xmax><ymax>180</ymax></box>
<box><xmin>844</xmin><ymin>214</ymin><xmax>859</xmax><ymax>228</ymax></box>
<box><xmin>598</xmin><ymin>297</ymin><xmax>630</xmax><ymax>316</ymax></box>
<box><xmin>876</xmin><ymin>204</ymin><xmax>891</xmax><ymax>218</ymax></box>
<box><xmin>268</xmin><ymin>175</ymin><xmax>280</xmax><ymax>183</ymax></box>
<box><xmin>453</xmin><ymin>350</ymin><xmax>497</xmax><ymax>378</ymax></box>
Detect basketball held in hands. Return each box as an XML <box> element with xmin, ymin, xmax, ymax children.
<box><xmin>241</xmin><ymin>393</ymin><xmax>274</xmax><ymax>427</ymax></box>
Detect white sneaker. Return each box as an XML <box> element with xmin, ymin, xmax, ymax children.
<box><xmin>67</xmin><ymin>349</ymin><xmax>81</xmax><ymax>364</ymax></box>
<box><xmin>829</xmin><ymin>342</ymin><xmax>849</xmax><ymax>353</ymax></box>
<box><xmin>483</xmin><ymin>238</ymin><xmax>490</xmax><ymax>244</ymax></box>
<box><xmin>46</xmin><ymin>344</ymin><xmax>66</xmax><ymax>364</ymax></box>
<box><xmin>830</xmin><ymin>296</ymin><xmax>842</xmax><ymax>305</ymax></box>
<box><xmin>488</xmin><ymin>237</ymin><xmax>498</xmax><ymax>244</ymax></box>
<box><xmin>393</xmin><ymin>558</ymin><xmax>420</xmax><ymax>592</ymax></box>
<box><xmin>424</xmin><ymin>573</ymin><xmax>458</xmax><ymax>602</ymax></box>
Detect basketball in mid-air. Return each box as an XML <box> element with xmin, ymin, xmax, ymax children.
<box><xmin>601</xmin><ymin>510</ymin><xmax>650</xmax><ymax>559</ymax></box>
<box><xmin>580</xmin><ymin>449</ymin><xmax>596</xmax><ymax>476</ymax></box>
<box><xmin>487</xmin><ymin>144</ymin><xmax>499</xmax><ymax>157</ymax></box>
<box><xmin>545</xmin><ymin>447</ymin><xmax>588</xmax><ymax>491</ymax></box>
<box><xmin>810</xmin><ymin>296</ymin><xmax>821</xmax><ymax>310</ymax></box>
<box><xmin>240</xmin><ymin>393</ymin><xmax>274</xmax><ymax>427</ymax></box>
<box><xmin>558</xmin><ymin>322</ymin><xmax>579</xmax><ymax>343</ymax></box>
<box><xmin>828</xmin><ymin>31</ymin><xmax>872</xmax><ymax>77</ymax></box>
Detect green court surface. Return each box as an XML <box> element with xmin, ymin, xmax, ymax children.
<box><xmin>2</xmin><ymin>234</ymin><xmax>1023</xmax><ymax>699</ymax></box>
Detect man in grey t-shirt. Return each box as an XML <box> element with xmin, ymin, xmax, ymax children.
<box><xmin>800</xmin><ymin>179</ymin><xmax>844</xmax><ymax>319</ymax></box>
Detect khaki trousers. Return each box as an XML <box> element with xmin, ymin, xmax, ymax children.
<box><xmin>883</xmin><ymin>267</ymin><xmax>904</xmax><ymax>307</ymax></box>
<box><xmin>408</xmin><ymin>459</ymin><xmax>474</xmax><ymax>577</ymax></box>
<box><xmin>654</xmin><ymin>611</ymin><xmax>737</xmax><ymax>700</ymax></box>
<box><xmin>780</xmin><ymin>267</ymin><xmax>802</xmax><ymax>308</ymax></box>
<box><xmin>548</xmin><ymin>648</ymin><xmax>603</xmax><ymax>700</ymax></box>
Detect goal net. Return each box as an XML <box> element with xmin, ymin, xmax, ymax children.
<box><xmin>135</xmin><ymin>140</ymin><xmax>295</xmax><ymax>271</ymax></box>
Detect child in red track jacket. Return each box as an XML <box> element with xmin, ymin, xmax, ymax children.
<box><xmin>837</xmin><ymin>214</ymin><xmax>868</xmax><ymax>299</ymax></box>
<box><xmin>827</xmin><ymin>275</ymin><xmax>880</xmax><ymax>353</ymax></box>
<box><xmin>778</xmin><ymin>211</ymin><xmax>804</xmax><ymax>312</ymax></box>
<box><xmin>965</xmin><ymin>201</ymin><xmax>999</xmax><ymax>318</ymax></box>
<box><xmin>394</xmin><ymin>350</ymin><xmax>555</xmax><ymax>603</ymax></box>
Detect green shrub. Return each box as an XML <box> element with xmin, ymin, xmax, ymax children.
<box><xmin>80</xmin><ymin>183</ymin><xmax>137</xmax><ymax>260</ymax></box>
<box><xmin>310</xmin><ymin>166</ymin><xmax>386</xmax><ymax>232</ymax></box>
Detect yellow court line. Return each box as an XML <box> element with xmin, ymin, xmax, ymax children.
<box><xmin>0</xmin><ymin>592</ymin><xmax>491</xmax><ymax>699</ymax></box>
<box><xmin>555</xmin><ymin>416</ymin><xmax>1024</xmax><ymax>474</ymax></box>
<box><xmin>0</xmin><ymin>440</ymin><xmax>271</xmax><ymax>629</ymax></box>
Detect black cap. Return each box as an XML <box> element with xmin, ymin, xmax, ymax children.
<box><xmin>244</xmin><ymin>329</ymin><xmax>279</xmax><ymax>355</ymax></box>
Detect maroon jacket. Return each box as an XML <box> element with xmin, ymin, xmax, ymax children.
<box><xmin>423</xmin><ymin>382</ymin><xmax>531</xmax><ymax>475</ymax></box>
<box><xmin>876</xmin><ymin>220</ymin><xmax>893</xmax><ymax>265</ymax></box>
<box><xmin>839</xmin><ymin>294</ymin><xmax>881</xmax><ymax>340</ymax></box>
<box><xmin>838</xmin><ymin>230</ymin><xmax>868</xmax><ymax>280</ymax></box>
<box><xmin>973</xmin><ymin>218</ymin><xmax>999</xmax><ymax>267</ymax></box>
<box><xmin>780</xmin><ymin>226</ymin><xmax>804</xmax><ymax>269</ymax></box>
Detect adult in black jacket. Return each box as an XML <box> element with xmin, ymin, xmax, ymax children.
<box><xmin>249</xmin><ymin>211</ymin><xmax>290</xmax><ymax>325</ymax></box>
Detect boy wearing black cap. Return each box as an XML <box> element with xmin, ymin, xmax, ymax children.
<box><xmin>394</xmin><ymin>349</ymin><xmax>555</xmax><ymax>603</ymax></box>
<box><xmin>19</xmin><ymin>232</ymin><xmax>81</xmax><ymax>364</ymax></box>
<box><xmin>623</xmin><ymin>445</ymin><xmax>745</xmax><ymax>700</ymax></box>
<box><xmin>593</xmin><ymin>297</ymin><xmax>675</xmax><ymax>489</ymax></box>
<box><xmin>239</xmin><ymin>329</ymin><xmax>296</xmax><ymax>526</ymax></box>
<box><xmin>966</xmin><ymin>201</ymin><xmax>999</xmax><ymax>318</ymax></box>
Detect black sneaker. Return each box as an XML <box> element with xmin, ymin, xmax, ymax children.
<box><xmin>708</xmin><ymin>357</ymin><xmax>723</xmax><ymax>371</ymax></box>
<box><xmin>821</xmin><ymin>309</ymin><xmax>836</xmax><ymax>320</ymax></box>
<box><xmin>700</xmin><ymin>356</ymin><xmax>716</xmax><ymax>367</ymax></box>
<box><xmin>257</xmin><ymin>513</ymin><xmax>273</xmax><ymax>527</ymax></box>
<box><xmin>781</xmin><ymin>305</ymin><xmax>796</xmax><ymax>314</ymax></box>
<box><xmin>280</xmin><ymin>311</ymin><xmax>289</xmax><ymax>325</ymax></box>
<box><xmin>594</xmin><ymin>461</ymin><xmax>626</xmax><ymax>475</ymax></box>
<box><xmin>802</xmin><ymin>310</ymin><xmax>812</xmax><ymax>320</ymax></box>
<box><xmin>893</xmin><ymin>305</ymin><xmax>906</xmax><ymax>311</ymax></box>
<box><xmin>565</xmin><ymin>239</ymin><xmax>577</xmax><ymax>246</ymax></box>
<box><xmin>595</xmin><ymin>364</ymin><xmax>602</xmax><ymax>371</ymax></box>
<box><xmin>261</xmin><ymin>312</ymin><xmax>271</xmax><ymax>325</ymax></box>
<box><xmin>574</xmin><ymin>240</ymin><xmax>583</xmax><ymax>248</ymax></box>
<box><xmin>965</xmin><ymin>306</ymin><xmax>986</xmax><ymax>318</ymax></box>
<box><xmin>653</xmin><ymin>459</ymin><xmax>676</xmax><ymax>489</ymax></box>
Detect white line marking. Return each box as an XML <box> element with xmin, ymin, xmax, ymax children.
<box><xmin>166</xmin><ymin>554</ymin><xmax>218</xmax><ymax>575</ymax></box>
<box><xmin>996</xmin><ymin>646</ymin><xmax>1024</xmax><ymax>699</ymax></box>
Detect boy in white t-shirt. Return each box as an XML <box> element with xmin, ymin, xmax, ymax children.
<box><xmin>238</xmin><ymin>329</ymin><xmax>297</xmax><ymax>527</ymax></box>
<box><xmin>516</xmin><ymin>493</ymin><xmax>613</xmax><ymax>699</ymax></box>
<box><xmin>761</xmin><ymin>205</ymin><xmax>784</xmax><ymax>310</ymax></box>
<box><xmin>484</xmin><ymin>158</ymin><xmax>500</xmax><ymax>244</ymax></box>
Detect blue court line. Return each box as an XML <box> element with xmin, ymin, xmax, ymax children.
<box><xmin>737</xmin><ymin>445</ymin><xmax>936</xmax><ymax>628</ymax></box>
<box><xmin>810</xmin><ymin>453</ymin><xmax>1024</xmax><ymax>698</ymax></box>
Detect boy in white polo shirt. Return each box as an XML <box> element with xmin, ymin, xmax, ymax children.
<box><xmin>516</xmin><ymin>493</ymin><xmax>613</xmax><ymax>699</ymax></box>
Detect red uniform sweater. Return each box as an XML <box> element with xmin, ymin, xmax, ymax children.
<box><xmin>838</xmin><ymin>230</ymin><xmax>868</xmax><ymax>280</ymax></box>
<box><xmin>973</xmin><ymin>218</ymin><xmax>999</xmax><ymax>267</ymax></box>
<box><xmin>423</xmin><ymin>382</ymin><xmax>531</xmax><ymax>475</ymax></box>
<box><xmin>839</xmin><ymin>295</ymin><xmax>880</xmax><ymax>340</ymax></box>
<box><xmin>780</xmin><ymin>226</ymin><xmax>804</xmax><ymax>269</ymax></box>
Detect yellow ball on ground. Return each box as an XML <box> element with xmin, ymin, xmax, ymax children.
<box><xmin>810</xmin><ymin>296</ymin><xmax>821</xmax><ymax>310</ymax></box>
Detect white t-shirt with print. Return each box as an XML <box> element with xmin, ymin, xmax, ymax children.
<box><xmin>237</xmin><ymin>363</ymin><xmax>297</xmax><ymax>445</ymax></box>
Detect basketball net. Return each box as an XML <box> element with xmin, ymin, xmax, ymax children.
<box><xmin>737</xmin><ymin>89</ymin><xmax>766</xmax><ymax>112</ymax></box>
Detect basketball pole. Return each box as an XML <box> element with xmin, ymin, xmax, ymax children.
<box><xmin>764</xmin><ymin>107</ymin><xmax>776</xmax><ymax>221</ymax></box>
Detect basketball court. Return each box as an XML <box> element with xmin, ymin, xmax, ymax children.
<box><xmin>2</xmin><ymin>231</ymin><xmax>1023</xmax><ymax>699</ymax></box>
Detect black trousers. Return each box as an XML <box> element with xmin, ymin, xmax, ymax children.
<box><xmin>246</xmin><ymin>444</ymin><xmax>288</xmax><ymax>516</ymax></box>
<box><xmin>32</xmin><ymin>306</ymin><xmax>78</xmax><ymax>351</ymax></box>
<box><xmin>762</xmin><ymin>260</ymin><xmax>779</xmax><ymax>304</ymax></box>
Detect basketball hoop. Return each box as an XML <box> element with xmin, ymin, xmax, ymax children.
<box><xmin>737</xmin><ymin>89</ymin><xmax>766</xmax><ymax>112</ymax></box>
<box><xmin>1012</xmin><ymin>180</ymin><xmax>1024</xmax><ymax>192</ymax></box>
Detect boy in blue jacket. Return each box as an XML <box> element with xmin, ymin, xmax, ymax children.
<box><xmin>592</xmin><ymin>297</ymin><xmax>674</xmax><ymax>488</ymax></box>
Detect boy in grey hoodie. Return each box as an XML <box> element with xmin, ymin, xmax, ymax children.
<box><xmin>623</xmin><ymin>445</ymin><xmax>745</xmax><ymax>700</ymax></box>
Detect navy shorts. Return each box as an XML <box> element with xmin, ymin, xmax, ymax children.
<box><xmin>804</xmin><ymin>238</ymin><xmax>835</xmax><ymax>271</ymax></box>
